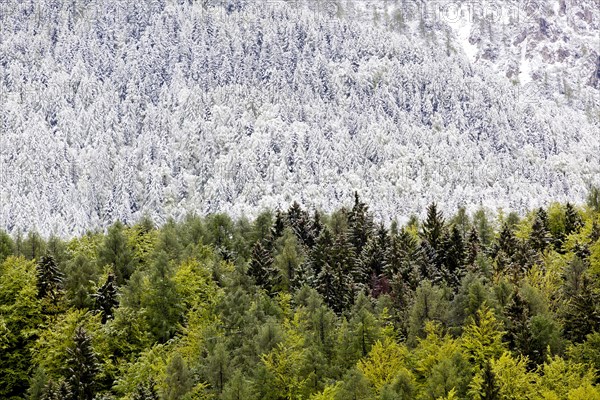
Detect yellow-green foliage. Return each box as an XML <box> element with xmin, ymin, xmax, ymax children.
<box><xmin>357</xmin><ymin>338</ymin><xmax>411</xmax><ymax>393</ymax></box>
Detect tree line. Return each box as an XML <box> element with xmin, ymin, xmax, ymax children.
<box><xmin>1</xmin><ymin>191</ymin><xmax>600</xmax><ymax>399</ymax></box>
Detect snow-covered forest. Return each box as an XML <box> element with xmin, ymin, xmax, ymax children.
<box><xmin>1</xmin><ymin>0</ymin><xmax>599</xmax><ymax>236</ymax></box>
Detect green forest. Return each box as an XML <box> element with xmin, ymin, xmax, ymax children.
<box><xmin>2</xmin><ymin>191</ymin><xmax>600</xmax><ymax>400</ymax></box>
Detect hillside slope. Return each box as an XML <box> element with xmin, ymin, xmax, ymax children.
<box><xmin>0</xmin><ymin>0</ymin><xmax>598</xmax><ymax>235</ymax></box>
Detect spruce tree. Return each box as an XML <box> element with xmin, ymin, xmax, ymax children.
<box><xmin>66</xmin><ymin>327</ymin><xmax>98</xmax><ymax>400</ymax></box>
<box><xmin>248</xmin><ymin>241</ymin><xmax>279</xmax><ymax>294</ymax></box>
<box><xmin>466</xmin><ymin>227</ymin><xmax>481</xmax><ymax>269</ymax></box>
<box><xmin>421</xmin><ymin>202</ymin><xmax>445</xmax><ymax>252</ymax></box>
<box><xmin>564</xmin><ymin>203</ymin><xmax>582</xmax><ymax>236</ymax></box>
<box><xmin>359</xmin><ymin>223</ymin><xmax>389</xmax><ymax>286</ymax></box>
<box><xmin>441</xmin><ymin>225</ymin><xmax>466</xmax><ymax>290</ymax></box>
<box><xmin>493</xmin><ymin>223</ymin><xmax>517</xmax><ymax>274</ymax></box>
<box><xmin>347</xmin><ymin>192</ymin><xmax>374</xmax><ymax>254</ymax></box>
<box><xmin>94</xmin><ymin>273</ymin><xmax>118</xmax><ymax>324</ymax></box>
<box><xmin>529</xmin><ymin>209</ymin><xmax>552</xmax><ymax>252</ymax></box>
<box><xmin>310</xmin><ymin>228</ymin><xmax>334</xmax><ymax>279</ymax></box>
<box><xmin>36</xmin><ymin>254</ymin><xmax>63</xmax><ymax>304</ymax></box>
<box><xmin>271</xmin><ymin>210</ymin><xmax>286</xmax><ymax>240</ymax></box>
<box><xmin>561</xmin><ymin>257</ymin><xmax>600</xmax><ymax>343</ymax></box>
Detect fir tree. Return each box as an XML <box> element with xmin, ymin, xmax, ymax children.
<box><xmin>66</xmin><ymin>327</ymin><xmax>98</xmax><ymax>400</ymax></box>
<box><xmin>93</xmin><ymin>273</ymin><xmax>118</xmax><ymax>324</ymax></box>
<box><xmin>36</xmin><ymin>254</ymin><xmax>63</xmax><ymax>304</ymax></box>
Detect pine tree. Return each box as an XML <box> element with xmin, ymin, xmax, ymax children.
<box><xmin>590</xmin><ymin>220</ymin><xmax>600</xmax><ymax>243</ymax></box>
<box><xmin>94</xmin><ymin>273</ymin><xmax>118</xmax><ymax>324</ymax></box>
<box><xmin>287</xmin><ymin>202</ymin><xmax>311</xmax><ymax>246</ymax></box>
<box><xmin>473</xmin><ymin>208</ymin><xmax>494</xmax><ymax>249</ymax></box>
<box><xmin>145</xmin><ymin>251</ymin><xmax>184</xmax><ymax>343</ymax></box>
<box><xmin>36</xmin><ymin>254</ymin><xmax>63</xmax><ymax>304</ymax></box>
<box><xmin>587</xmin><ymin>186</ymin><xmax>600</xmax><ymax>213</ymax></box>
<box><xmin>66</xmin><ymin>327</ymin><xmax>98</xmax><ymax>400</ymax></box>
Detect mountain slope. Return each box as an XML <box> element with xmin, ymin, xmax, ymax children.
<box><xmin>0</xmin><ymin>0</ymin><xmax>598</xmax><ymax>235</ymax></box>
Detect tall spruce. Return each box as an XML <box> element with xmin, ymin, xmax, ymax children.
<box><xmin>36</xmin><ymin>254</ymin><xmax>63</xmax><ymax>304</ymax></box>
<box><xmin>93</xmin><ymin>273</ymin><xmax>118</xmax><ymax>324</ymax></box>
<box><xmin>529</xmin><ymin>208</ymin><xmax>552</xmax><ymax>252</ymax></box>
<box><xmin>248</xmin><ymin>241</ymin><xmax>279</xmax><ymax>295</ymax></box>
<box><xmin>347</xmin><ymin>192</ymin><xmax>373</xmax><ymax>255</ymax></box>
<box><xmin>564</xmin><ymin>203</ymin><xmax>583</xmax><ymax>236</ymax></box>
<box><xmin>65</xmin><ymin>327</ymin><xmax>98</xmax><ymax>400</ymax></box>
<box><xmin>421</xmin><ymin>202</ymin><xmax>445</xmax><ymax>252</ymax></box>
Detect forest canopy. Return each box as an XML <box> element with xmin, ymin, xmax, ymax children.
<box><xmin>1</xmin><ymin>193</ymin><xmax>600</xmax><ymax>399</ymax></box>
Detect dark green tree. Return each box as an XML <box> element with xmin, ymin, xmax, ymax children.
<box><xmin>440</xmin><ymin>225</ymin><xmax>466</xmax><ymax>290</ymax></box>
<box><xmin>248</xmin><ymin>241</ymin><xmax>280</xmax><ymax>295</ymax></box>
<box><xmin>561</xmin><ymin>257</ymin><xmax>600</xmax><ymax>343</ymax></box>
<box><xmin>359</xmin><ymin>223</ymin><xmax>390</xmax><ymax>287</ymax></box>
<box><xmin>529</xmin><ymin>209</ymin><xmax>552</xmax><ymax>252</ymax></box>
<box><xmin>347</xmin><ymin>192</ymin><xmax>374</xmax><ymax>255</ymax></box>
<box><xmin>65</xmin><ymin>327</ymin><xmax>98</xmax><ymax>400</ymax></box>
<box><xmin>564</xmin><ymin>203</ymin><xmax>583</xmax><ymax>236</ymax></box>
<box><xmin>36</xmin><ymin>254</ymin><xmax>63</xmax><ymax>304</ymax></box>
<box><xmin>93</xmin><ymin>273</ymin><xmax>118</xmax><ymax>324</ymax></box>
<box><xmin>466</xmin><ymin>227</ymin><xmax>481</xmax><ymax>269</ymax></box>
<box><xmin>421</xmin><ymin>202</ymin><xmax>445</xmax><ymax>253</ymax></box>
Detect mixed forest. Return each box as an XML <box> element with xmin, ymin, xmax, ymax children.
<box><xmin>2</xmin><ymin>191</ymin><xmax>600</xmax><ymax>400</ymax></box>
